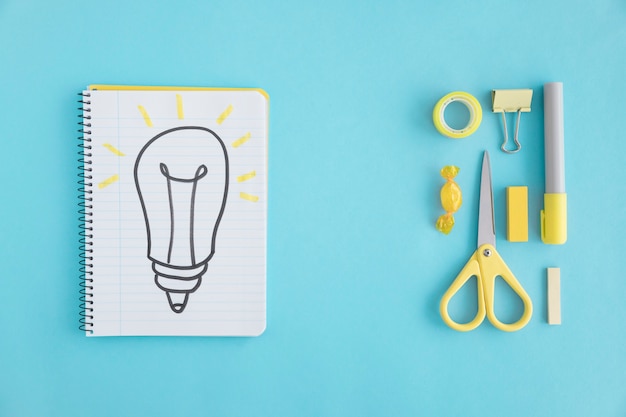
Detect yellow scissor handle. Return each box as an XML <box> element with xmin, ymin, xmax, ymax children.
<box><xmin>439</xmin><ymin>253</ymin><xmax>487</xmax><ymax>332</ymax></box>
<box><xmin>440</xmin><ymin>244</ymin><xmax>533</xmax><ymax>332</ymax></box>
<box><xmin>476</xmin><ymin>244</ymin><xmax>533</xmax><ymax>332</ymax></box>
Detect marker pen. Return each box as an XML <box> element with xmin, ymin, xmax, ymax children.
<box><xmin>541</xmin><ymin>82</ymin><xmax>567</xmax><ymax>244</ymax></box>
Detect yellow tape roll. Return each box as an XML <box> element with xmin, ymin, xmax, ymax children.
<box><xmin>433</xmin><ymin>91</ymin><xmax>482</xmax><ymax>139</ymax></box>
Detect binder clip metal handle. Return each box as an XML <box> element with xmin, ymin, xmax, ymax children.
<box><xmin>491</xmin><ymin>89</ymin><xmax>533</xmax><ymax>154</ymax></box>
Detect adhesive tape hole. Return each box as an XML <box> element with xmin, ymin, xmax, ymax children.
<box><xmin>439</xmin><ymin>97</ymin><xmax>476</xmax><ymax>134</ymax></box>
<box><xmin>433</xmin><ymin>92</ymin><xmax>482</xmax><ymax>139</ymax></box>
<box><xmin>440</xmin><ymin>100</ymin><xmax>471</xmax><ymax>131</ymax></box>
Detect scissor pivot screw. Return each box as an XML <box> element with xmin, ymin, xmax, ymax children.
<box><xmin>483</xmin><ymin>249</ymin><xmax>492</xmax><ymax>257</ymax></box>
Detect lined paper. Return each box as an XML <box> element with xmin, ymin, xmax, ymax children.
<box><xmin>84</xmin><ymin>89</ymin><xmax>268</xmax><ymax>336</ymax></box>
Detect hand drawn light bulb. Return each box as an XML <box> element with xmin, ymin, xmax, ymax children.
<box><xmin>134</xmin><ymin>126</ymin><xmax>229</xmax><ymax>313</ymax></box>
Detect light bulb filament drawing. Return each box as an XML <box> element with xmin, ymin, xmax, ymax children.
<box><xmin>159</xmin><ymin>163</ymin><xmax>208</xmax><ymax>265</ymax></box>
<box><xmin>134</xmin><ymin>126</ymin><xmax>229</xmax><ymax>313</ymax></box>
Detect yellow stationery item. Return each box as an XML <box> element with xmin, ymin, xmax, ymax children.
<box><xmin>541</xmin><ymin>82</ymin><xmax>567</xmax><ymax>244</ymax></box>
<box><xmin>506</xmin><ymin>186</ymin><xmax>528</xmax><ymax>242</ymax></box>
<box><xmin>491</xmin><ymin>89</ymin><xmax>533</xmax><ymax>153</ymax></box>
<box><xmin>433</xmin><ymin>92</ymin><xmax>482</xmax><ymax>138</ymax></box>
<box><xmin>436</xmin><ymin>166</ymin><xmax>462</xmax><ymax>234</ymax></box>
<box><xmin>547</xmin><ymin>267</ymin><xmax>562</xmax><ymax>325</ymax></box>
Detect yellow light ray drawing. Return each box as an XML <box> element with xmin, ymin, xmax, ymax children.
<box><xmin>217</xmin><ymin>104</ymin><xmax>233</xmax><ymax>125</ymax></box>
<box><xmin>98</xmin><ymin>174</ymin><xmax>120</xmax><ymax>189</ymax></box>
<box><xmin>237</xmin><ymin>171</ymin><xmax>256</xmax><ymax>183</ymax></box>
<box><xmin>232</xmin><ymin>132</ymin><xmax>251</xmax><ymax>148</ymax></box>
<box><xmin>137</xmin><ymin>105</ymin><xmax>153</xmax><ymax>127</ymax></box>
<box><xmin>176</xmin><ymin>94</ymin><xmax>184</xmax><ymax>119</ymax></box>
<box><xmin>102</xmin><ymin>143</ymin><xmax>126</xmax><ymax>156</ymax></box>
<box><xmin>240</xmin><ymin>192</ymin><xmax>259</xmax><ymax>202</ymax></box>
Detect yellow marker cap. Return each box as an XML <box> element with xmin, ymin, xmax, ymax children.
<box><xmin>507</xmin><ymin>186</ymin><xmax>528</xmax><ymax>242</ymax></box>
<box><xmin>541</xmin><ymin>193</ymin><xmax>567</xmax><ymax>244</ymax></box>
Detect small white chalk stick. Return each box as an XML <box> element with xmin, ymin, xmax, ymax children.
<box><xmin>547</xmin><ymin>268</ymin><xmax>561</xmax><ymax>325</ymax></box>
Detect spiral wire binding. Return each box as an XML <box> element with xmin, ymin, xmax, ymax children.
<box><xmin>78</xmin><ymin>92</ymin><xmax>94</xmax><ymax>333</ymax></box>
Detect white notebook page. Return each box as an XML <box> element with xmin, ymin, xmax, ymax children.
<box><xmin>84</xmin><ymin>89</ymin><xmax>267</xmax><ymax>336</ymax></box>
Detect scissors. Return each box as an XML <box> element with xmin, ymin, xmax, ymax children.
<box><xmin>439</xmin><ymin>151</ymin><xmax>533</xmax><ymax>332</ymax></box>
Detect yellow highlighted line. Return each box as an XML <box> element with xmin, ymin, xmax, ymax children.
<box><xmin>237</xmin><ymin>171</ymin><xmax>256</xmax><ymax>183</ymax></box>
<box><xmin>232</xmin><ymin>132</ymin><xmax>251</xmax><ymax>148</ymax></box>
<box><xmin>240</xmin><ymin>192</ymin><xmax>259</xmax><ymax>202</ymax></box>
<box><xmin>102</xmin><ymin>143</ymin><xmax>125</xmax><ymax>156</ymax></box>
<box><xmin>176</xmin><ymin>94</ymin><xmax>184</xmax><ymax>119</ymax></box>
<box><xmin>98</xmin><ymin>174</ymin><xmax>119</xmax><ymax>189</ymax></box>
<box><xmin>217</xmin><ymin>104</ymin><xmax>233</xmax><ymax>125</ymax></box>
<box><xmin>137</xmin><ymin>105</ymin><xmax>153</xmax><ymax>127</ymax></box>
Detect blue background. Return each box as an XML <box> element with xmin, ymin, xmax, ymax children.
<box><xmin>1</xmin><ymin>0</ymin><xmax>625</xmax><ymax>416</ymax></box>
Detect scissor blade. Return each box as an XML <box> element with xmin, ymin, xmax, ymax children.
<box><xmin>477</xmin><ymin>151</ymin><xmax>496</xmax><ymax>248</ymax></box>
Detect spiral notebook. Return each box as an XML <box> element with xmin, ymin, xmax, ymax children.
<box><xmin>79</xmin><ymin>85</ymin><xmax>268</xmax><ymax>336</ymax></box>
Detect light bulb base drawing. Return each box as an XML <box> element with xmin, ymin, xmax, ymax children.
<box><xmin>153</xmin><ymin>262</ymin><xmax>208</xmax><ymax>313</ymax></box>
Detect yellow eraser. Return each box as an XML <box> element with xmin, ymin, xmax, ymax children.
<box><xmin>547</xmin><ymin>267</ymin><xmax>561</xmax><ymax>325</ymax></box>
<box><xmin>507</xmin><ymin>186</ymin><xmax>528</xmax><ymax>242</ymax></box>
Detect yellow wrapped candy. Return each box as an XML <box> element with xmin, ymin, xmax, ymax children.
<box><xmin>436</xmin><ymin>166</ymin><xmax>462</xmax><ymax>234</ymax></box>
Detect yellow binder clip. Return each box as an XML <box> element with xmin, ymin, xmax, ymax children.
<box><xmin>491</xmin><ymin>89</ymin><xmax>533</xmax><ymax>154</ymax></box>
